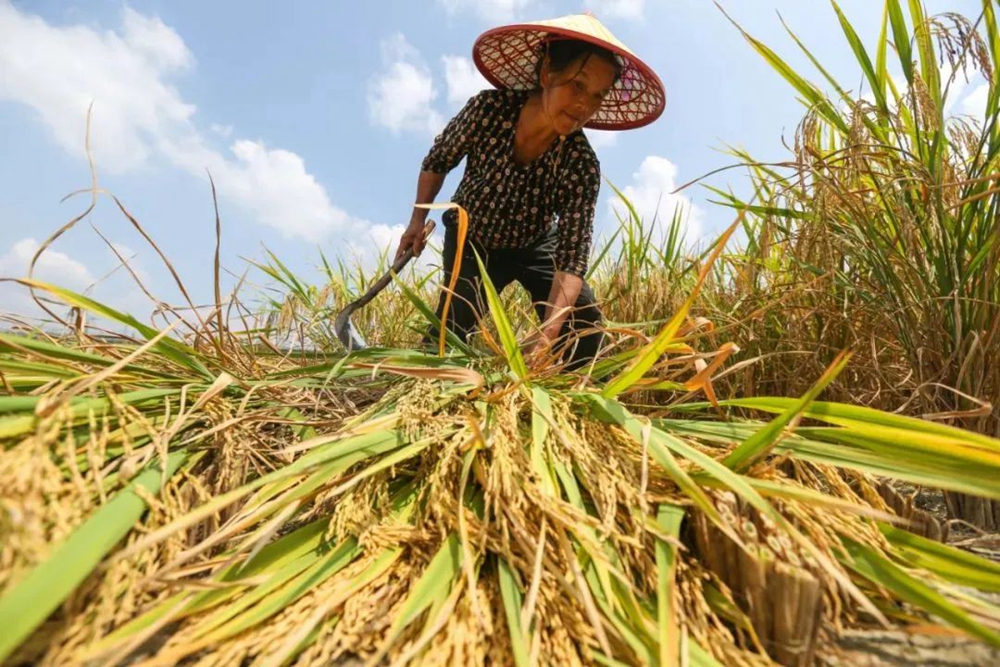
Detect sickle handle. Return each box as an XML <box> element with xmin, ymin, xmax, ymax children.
<box><xmin>352</xmin><ymin>220</ymin><xmax>436</xmax><ymax>309</ymax></box>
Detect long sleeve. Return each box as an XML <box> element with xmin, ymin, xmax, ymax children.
<box><xmin>420</xmin><ymin>90</ymin><xmax>492</xmax><ymax>174</ymax></box>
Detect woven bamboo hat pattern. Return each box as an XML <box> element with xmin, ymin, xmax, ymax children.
<box><xmin>472</xmin><ymin>13</ymin><xmax>665</xmax><ymax>131</ymax></box>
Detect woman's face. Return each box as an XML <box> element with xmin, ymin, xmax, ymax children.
<box><xmin>540</xmin><ymin>52</ymin><xmax>617</xmax><ymax>136</ymax></box>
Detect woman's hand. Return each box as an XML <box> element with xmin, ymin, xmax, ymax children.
<box><xmin>521</xmin><ymin>329</ymin><xmax>556</xmax><ymax>369</ymax></box>
<box><xmin>394</xmin><ymin>218</ymin><xmax>429</xmax><ymax>262</ymax></box>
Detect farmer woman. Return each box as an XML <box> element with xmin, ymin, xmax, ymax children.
<box><xmin>395</xmin><ymin>13</ymin><xmax>664</xmax><ymax>369</ymax></box>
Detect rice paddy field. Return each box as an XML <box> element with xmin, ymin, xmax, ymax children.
<box><xmin>2</xmin><ymin>2</ymin><xmax>1000</xmax><ymax>666</ymax></box>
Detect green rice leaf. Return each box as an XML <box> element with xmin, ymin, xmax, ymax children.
<box><xmin>0</xmin><ymin>333</ymin><xmax>179</xmax><ymax>379</ymax></box>
<box><xmin>830</xmin><ymin>0</ymin><xmax>887</xmax><ymax>110</ymax></box>
<box><xmin>530</xmin><ymin>386</ymin><xmax>558</xmax><ymax>497</ymax></box>
<box><xmin>196</xmin><ymin>538</ymin><xmax>362</xmax><ymax>644</ymax></box>
<box><xmin>0</xmin><ymin>450</ymin><xmax>190</xmax><ymax>663</ymax></box>
<box><xmin>599</xmin><ymin>292</ymin><xmax>690</xmax><ymax>399</ymax></box>
<box><xmin>14</xmin><ymin>280</ymin><xmax>212</xmax><ymax>379</ymax></box>
<box><xmin>384</xmin><ymin>534</ymin><xmax>463</xmax><ymax>646</ymax></box>
<box><xmin>88</xmin><ymin>520</ymin><xmax>330</xmax><ymax>656</ymax></box>
<box><xmin>879</xmin><ymin>524</ymin><xmax>1000</xmax><ymax>592</ymax></box>
<box><xmin>473</xmin><ymin>250</ymin><xmax>528</xmax><ymax>381</ymax></box>
<box><xmin>120</xmin><ymin>430</ymin><xmax>407</xmax><ymax>557</ymax></box>
<box><xmin>886</xmin><ymin>0</ymin><xmax>913</xmax><ymax>85</ymax></box>
<box><xmin>255</xmin><ymin>547</ymin><xmax>399</xmax><ymax>667</ymax></box>
<box><xmin>587</xmin><ymin>393</ymin><xmax>886</xmax><ymax>623</ymax></box>
<box><xmin>907</xmin><ymin>0</ymin><xmax>941</xmax><ymax>111</ymax></box>
<box><xmin>708</xmin><ymin>398</ymin><xmax>1000</xmax><ymax>454</ymax></box>
<box><xmin>688</xmin><ymin>637</ymin><xmax>725</xmax><ymax>667</ymax></box>
<box><xmin>498</xmin><ymin>556</ymin><xmax>531</xmax><ymax>667</ymax></box>
<box><xmin>722</xmin><ymin>11</ymin><xmax>850</xmax><ymax>134</ymax></box>
<box><xmin>655</xmin><ymin>504</ymin><xmax>685</xmax><ymax>667</ymax></box>
<box><xmin>582</xmin><ymin>394</ymin><xmax>730</xmax><ymax>537</ymax></box>
<box><xmin>723</xmin><ymin>352</ymin><xmax>850</xmax><ymax>471</ymax></box>
<box><xmin>392</xmin><ymin>272</ymin><xmax>475</xmax><ymax>356</ymax></box>
<box><xmin>875</xmin><ymin>1</ymin><xmax>889</xmax><ymax>99</ymax></box>
<box><xmin>843</xmin><ymin>538</ymin><xmax>1000</xmax><ymax>646</ymax></box>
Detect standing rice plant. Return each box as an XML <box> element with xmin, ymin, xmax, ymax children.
<box><xmin>589</xmin><ymin>181</ymin><xmax>701</xmax><ymax>333</ymax></box>
<box><xmin>710</xmin><ymin>1</ymin><xmax>1000</xmax><ymax>528</ymax></box>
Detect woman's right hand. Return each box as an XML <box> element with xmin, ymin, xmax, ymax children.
<box><xmin>394</xmin><ymin>219</ymin><xmax>429</xmax><ymax>262</ymax></box>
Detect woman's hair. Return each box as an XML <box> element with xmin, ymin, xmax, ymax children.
<box><xmin>536</xmin><ymin>38</ymin><xmax>623</xmax><ymax>89</ymax></box>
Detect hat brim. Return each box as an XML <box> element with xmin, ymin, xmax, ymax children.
<box><xmin>472</xmin><ymin>21</ymin><xmax>665</xmax><ymax>131</ymax></box>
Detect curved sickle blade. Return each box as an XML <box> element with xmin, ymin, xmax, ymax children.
<box><xmin>333</xmin><ymin>220</ymin><xmax>436</xmax><ymax>352</ymax></box>
<box><xmin>333</xmin><ymin>303</ymin><xmax>368</xmax><ymax>352</ymax></box>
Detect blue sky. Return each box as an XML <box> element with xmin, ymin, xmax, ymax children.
<box><xmin>0</xmin><ymin>0</ymin><xmax>988</xmax><ymax>322</ymax></box>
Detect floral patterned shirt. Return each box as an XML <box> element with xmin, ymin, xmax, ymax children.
<box><xmin>421</xmin><ymin>88</ymin><xmax>601</xmax><ymax>277</ymax></box>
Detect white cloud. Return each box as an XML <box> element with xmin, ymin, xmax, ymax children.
<box><xmin>584</xmin><ymin>0</ymin><xmax>645</xmax><ymax>21</ymax></box>
<box><xmin>436</xmin><ymin>0</ymin><xmax>531</xmax><ymax>22</ymax></box>
<box><xmin>0</xmin><ymin>238</ymin><xmax>95</xmax><ymax>290</ymax></box>
<box><xmin>442</xmin><ymin>55</ymin><xmax>490</xmax><ymax>108</ymax></box>
<box><xmin>0</xmin><ymin>237</ymin><xmax>149</xmax><ymax>320</ymax></box>
<box><xmin>162</xmin><ymin>137</ymin><xmax>366</xmax><ymax>242</ymax></box>
<box><xmin>960</xmin><ymin>83</ymin><xmax>989</xmax><ymax>122</ymax></box>
<box><xmin>368</xmin><ymin>34</ymin><xmax>444</xmax><ymax>136</ymax></box>
<box><xmin>345</xmin><ymin>223</ymin><xmax>442</xmax><ymax>277</ymax></box>
<box><xmin>119</xmin><ymin>7</ymin><xmax>193</xmax><ymax>71</ymax></box>
<box><xmin>584</xmin><ymin>128</ymin><xmax>618</xmax><ymax>149</ymax></box>
<box><xmin>940</xmin><ymin>60</ymin><xmax>978</xmax><ymax>117</ymax></box>
<box><xmin>0</xmin><ymin>3</ymin><xmax>363</xmax><ymax>242</ymax></box>
<box><xmin>608</xmin><ymin>156</ymin><xmax>704</xmax><ymax>247</ymax></box>
<box><xmin>210</xmin><ymin>122</ymin><xmax>233</xmax><ymax>138</ymax></box>
<box><xmin>0</xmin><ymin>3</ymin><xmax>195</xmax><ymax>172</ymax></box>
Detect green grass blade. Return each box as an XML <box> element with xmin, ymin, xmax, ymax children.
<box><xmin>253</xmin><ymin>548</ymin><xmax>400</xmax><ymax>667</ymax></box>
<box><xmin>90</xmin><ymin>520</ymin><xmax>330</xmax><ymax>655</ymax></box>
<box><xmin>583</xmin><ymin>394</ymin><xmax>731</xmax><ymax>536</ymax></box>
<box><xmin>723</xmin><ymin>352</ymin><xmax>850</xmax><ymax>471</ymax></box>
<box><xmin>196</xmin><ymin>538</ymin><xmax>362</xmax><ymax>643</ymax></box>
<box><xmin>530</xmin><ymin>386</ymin><xmax>558</xmax><ymax>497</ymax></box>
<box><xmin>655</xmin><ymin>504</ymin><xmax>685</xmax><ymax>667</ymax></box>
<box><xmin>886</xmin><ymin>0</ymin><xmax>913</xmax><ymax>85</ymax></box>
<box><xmin>384</xmin><ymin>534</ymin><xmax>463</xmax><ymax>645</ymax></box>
<box><xmin>688</xmin><ymin>637</ymin><xmax>725</xmax><ymax>667</ymax></box>
<box><xmin>15</xmin><ymin>280</ymin><xmax>212</xmax><ymax>379</ymax></box>
<box><xmin>0</xmin><ymin>333</ymin><xmax>179</xmax><ymax>379</ymax></box>
<box><xmin>600</xmin><ymin>292</ymin><xmax>690</xmax><ymax>399</ymax></box>
<box><xmin>498</xmin><ymin>556</ymin><xmax>531</xmax><ymax>667</ymax></box>
<box><xmin>722</xmin><ymin>10</ymin><xmax>850</xmax><ymax>134</ymax></box>
<box><xmin>586</xmin><ymin>224</ymin><xmax>624</xmax><ymax>281</ymax></box>
<box><xmin>120</xmin><ymin>430</ymin><xmax>407</xmax><ymax>556</ymax></box>
<box><xmin>709</xmin><ymin>398</ymin><xmax>1000</xmax><ymax>453</ymax></box>
<box><xmin>875</xmin><ymin>1</ymin><xmax>889</xmax><ymax>97</ymax></box>
<box><xmin>843</xmin><ymin>538</ymin><xmax>1000</xmax><ymax>645</ymax></box>
<box><xmin>392</xmin><ymin>272</ymin><xmax>475</xmax><ymax>356</ymax></box>
<box><xmin>879</xmin><ymin>524</ymin><xmax>1000</xmax><ymax>592</ymax></box>
<box><xmin>602</xmin><ymin>211</ymin><xmax>740</xmax><ymax>398</ymax></box>
<box><xmin>0</xmin><ymin>388</ymin><xmax>177</xmax><ymax>416</ymax></box>
<box><xmin>587</xmin><ymin>393</ymin><xmax>886</xmax><ymax>623</ymax></box>
<box><xmin>0</xmin><ymin>450</ymin><xmax>189</xmax><ymax>662</ymax></box>
<box><xmin>907</xmin><ymin>0</ymin><xmax>940</xmax><ymax>111</ymax></box>
<box><xmin>830</xmin><ymin>0</ymin><xmax>887</xmax><ymax>110</ymax></box>
<box><xmin>473</xmin><ymin>250</ymin><xmax>528</xmax><ymax>381</ymax></box>
<box><xmin>660</xmin><ymin>416</ymin><xmax>1000</xmax><ymax>500</ymax></box>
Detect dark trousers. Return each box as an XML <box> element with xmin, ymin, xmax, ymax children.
<box><xmin>428</xmin><ymin>223</ymin><xmax>604</xmax><ymax>370</ymax></box>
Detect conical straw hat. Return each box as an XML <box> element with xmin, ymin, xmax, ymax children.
<box><xmin>472</xmin><ymin>13</ymin><xmax>665</xmax><ymax>130</ymax></box>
